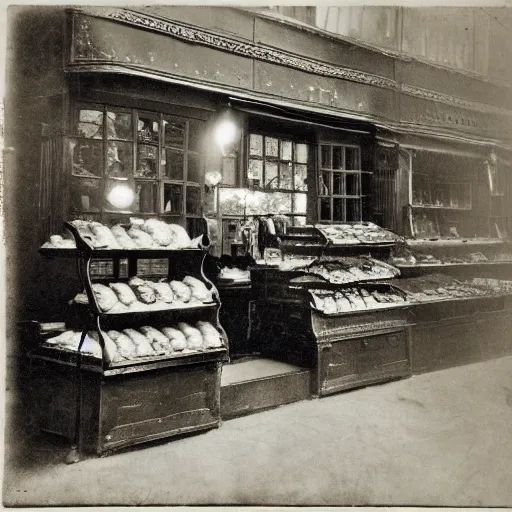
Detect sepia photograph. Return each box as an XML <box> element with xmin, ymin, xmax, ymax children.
<box><xmin>1</xmin><ymin>2</ymin><xmax>512</xmax><ymax>508</ymax></box>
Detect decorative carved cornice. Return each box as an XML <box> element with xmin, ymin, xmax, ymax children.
<box><xmin>401</xmin><ymin>84</ymin><xmax>511</xmax><ymax>117</ymax></box>
<box><xmin>78</xmin><ymin>7</ymin><xmax>399</xmax><ymax>91</ymax></box>
<box><xmin>73</xmin><ymin>7</ymin><xmax>512</xmax><ymax>119</ymax></box>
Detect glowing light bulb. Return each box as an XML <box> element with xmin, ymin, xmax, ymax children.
<box><xmin>214</xmin><ymin>119</ymin><xmax>237</xmax><ymax>148</ymax></box>
<box><xmin>107</xmin><ymin>184</ymin><xmax>135</xmax><ymax>209</ymax></box>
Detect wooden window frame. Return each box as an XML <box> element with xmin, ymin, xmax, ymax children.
<box><xmin>68</xmin><ymin>102</ymin><xmax>204</xmax><ymax>228</ymax></box>
<box><xmin>318</xmin><ymin>143</ymin><xmax>368</xmax><ymax>223</ymax></box>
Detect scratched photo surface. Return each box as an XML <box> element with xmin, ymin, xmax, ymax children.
<box><xmin>3</xmin><ymin>4</ymin><xmax>512</xmax><ymax>508</ymax></box>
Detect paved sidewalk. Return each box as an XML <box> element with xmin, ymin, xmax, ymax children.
<box><xmin>3</xmin><ymin>356</ymin><xmax>512</xmax><ymax>507</ymax></box>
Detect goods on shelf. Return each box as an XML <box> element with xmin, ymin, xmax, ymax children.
<box><xmin>41</xmin><ymin>322</ymin><xmax>225</xmax><ymax>363</ymax></box>
<box><xmin>41</xmin><ymin>235</ymin><xmax>76</xmax><ymax>249</ymax></box>
<box><xmin>470</xmin><ymin>278</ymin><xmax>512</xmax><ymax>293</ymax></box>
<box><xmin>308</xmin><ymin>286</ymin><xmax>407</xmax><ymax>314</ymax></box>
<box><xmin>393</xmin><ymin>274</ymin><xmax>498</xmax><ymax>302</ymax></box>
<box><xmin>217</xmin><ymin>267</ymin><xmax>251</xmax><ymax>283</ymax></box>
<box><xmin>278</xmin><ymin>256</ymin><xmax>317</xmax><ymax>271</ymax></box>
<box><xmin>41</xmin><ymin>218</ymin><xmax>208</xmax><ymax>250</ymax></box>
<box><xmin>72</xmin><ymin>276</ymin><xmax>214</xmax><ymax>313</ymax></box>
<box><xmin>389</xmin><ymin>245</ymin><xmax>512</xmax><ymax>267</ymax></box>
<box><xmin>315</xmin><ymin>222</ymin><xmax>401</xmax><ymax>245</ymax></box>
<box><xmin>303</xmin><ymin>257</ymin><xmax>399</xmax><ymax>284</ymax></box>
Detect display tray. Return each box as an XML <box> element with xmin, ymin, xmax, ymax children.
<box><xmin>310</xmin><ymin>301</ymin><xmax>411</xmax><ymax>317</ymax></box>
<box><xmin>97</xmin><ymin>301</ymin><xmax>217</xmax><ymax>317</ymax></box>
<box><xmin>68</xmin><ymin>298</ymin><xmax>218</xmax><ymax>323</ymax></box>
<box><xmin>407</xmin><ymin>238</ymin><xmax>507</xmax><ymax>248</ymax></box>
<box><xmin>39</xmin><ymin>247</ymin><xmax>203</xmax><ymax>258</ymax></box>
<box><xmin>30</xmin><ymin>345</ymin><xmax>227</xmax><ymax>375</ymax></box>
<box><xmin>395</xmin><ymin>262</ymin><xmax>512</xmax><ymax>277</ymax></box>
<box><xmin>216</xmin><ymin>279</ymin><xmax>251</xmax><ymax>287</ymax></box>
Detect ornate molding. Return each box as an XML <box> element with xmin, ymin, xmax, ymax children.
<box><xmin>77</xmin><ymin>7</ymin><xmax>399</xmax><ymax>91</ymax></box>
<box><xmin>74</xmin><ymin>7</ymin><xmax>512</xmax><ymax>119</ymax></box>
<box><xmin>401</xmin><ymin>84</ymin><xmax>512</xmax><ymax>118</ymax></box>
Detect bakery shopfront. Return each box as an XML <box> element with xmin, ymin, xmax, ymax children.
<box><xmin>6</xmin><ymin>6</ymin><xmax>512</xmax><ymax>459</ymax></box>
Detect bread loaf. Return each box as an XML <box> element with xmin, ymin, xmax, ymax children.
<box><xmin>169</xmin><ymin>281</ymin><xmax>192</xmax><ymax>303</ymax></box>
<box><xmin>182</xmin><ymin>276</ymin><xmax>212</xmax><ymax>302</ymax></box>
<box><xmin>92</xmin><ymin>284</ymin><xmax>119</xmax><ymax>312</ymax></box>
<box><xmin>161</xmin><ymin>327</ymin><xmax>187</xmax><ymax>351</ymax></box>
<box><xmin>109</xmin><ymin>282</ymin><xmax>138</xmax><ymax>305</ymax></box>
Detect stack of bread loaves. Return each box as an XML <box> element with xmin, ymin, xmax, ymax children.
<box><xmin>42</xmin><ymin>217</ymin><xmax>207</xmax><ymax>250</ymax></box>
<box><xmin>76</xmin><ymin>275</ymin><xmax>214</xmax><ymax>313</ymax></box>
<box><xmin>43</xmin><ymin>321</ymin><xmax>224</xmax><ymax>363</ymax></box>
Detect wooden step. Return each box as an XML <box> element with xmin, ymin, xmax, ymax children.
<box><xmin>220</xmin><ymin>358</ymin><xmax>311</xmax><ymax>420</ymax></box>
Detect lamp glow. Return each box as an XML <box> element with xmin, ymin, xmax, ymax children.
<box><xmin>107</xmin><ymin>184</ymin><xmax>135</xmax><ymax>209</ymax></box>
<box><xmin>214</xmin><ymin>119</ymin><xmax>237</xmax><ymax>149</ymax></box>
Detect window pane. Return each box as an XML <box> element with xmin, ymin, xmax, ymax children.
<box><xmin>187</xmin><ymin>153</ymin><xmax>201</xmax><ymax>183</ymax></box>
<box><xmin>138</xmin><ymin>114</ymin><xmax>160</xmax><ymax>144</ymax></box>
<box><xmin>186</xmin><ymin>186</ymin><xmax>201</xmax><ymax>215</ymax></box>
<box><xmin>163</xmin><ymin>149</ymin><xmax>184</xmax><ymax>180</ymax></box>
<box><xmin>136</xmin><ymin>145</ymin><xmax>158</xmax><ymax>178</ymax></box>
<box><xmin>320</xmin><ymin>197</ymin><xmax>331</xmax><ymax>221</ymax></box>
<box><xmin>293</xmin><ymin>193</ymin><xmax>307</xmax><ymax>214</ymax></box>
<box><xmin>107</xmin><ymin>111</ymin><xmax>132</xmax><ymax>140</ymax></box>
<box><xmin>321</xmin><ymin>146</ymin><xmax>331</xmax><ymax>169</ymax></box>
<box><xmin>281</xmin><ymin>140</ymin><xmax>292</xmax><ymax>161</ymax></box>
<box><xmin>294</xmin><ymin>164</ymin><xmax>308</xmax><ymax>191</ymax></box>
<box><xmin>163</xmin><ymin>183</ymin><xmax>183</xmax><ymax>214</ymax></box>
<box><xmin>346</xmin><ymin>198</ymin><xmax>361</xmax><ymax>221</ymax></box>
<box><xmin>265</xmin><ymin>161</ymin><xmax>278</xmax><ymax>188</ymax></box>
<box><xmin>164</xmin><ymin>119</ymin><xmax>186</xmax><ymax>149</ymax></box>
<box><xmin>188</xmin><ymin>120</ymin><xmax>204</xmax><ymax>153</ymax></box>
<box><xmin>333</xmin><ymin>172</ymin><xmax>344</xmax><ymax>195</ymax></box>
<box><xmin>106</xmin><ymin>141</ymin><xmax>132</xmax><ymax>178</ymax></box>
<box><xmin>333</xmin><ymin>146</ymin><xmax>343</xmax><ymax>169</ymax></box>
<box><xmin>280</xmin><ymin>163</ymin><xmax>293</xmax><ymax>190</ymax></box>
<box><xmin>71</xmin><ymin>139</ymin><xmax>102</xmax><ymax>178</ymax></box>
<box><xmin>135</xmin><ymin>181</ymin><xmax>158</xmax><ymax>213</ymax></box>
<box><xmin>249</xmin><ymin>134</ymin><xmax>263</xmax><ymax>157</ymax></box>
<box><xmin>333</xmin><ymin>198</ymin><xmax>344</xmax><ymax>221</ymax></box>
<box><xmin>295</xmin><ymin>143</ymin><xmax>308</xmax><ymax>164</ymax></box>
<box><xmin>265</xmin><ymin>137</ymin><xmax>279</xmax><ymax>157</ymax></box>
<box><xmin>76</xmin><ymin>109</ymin><xmax>103</xmax><ymax>139</ymax></box>
<box><xmin>248</xmin><ymin>159</ymin><xmax>263</xmax><ymax>183</ymax></box>
<box><xmin>346</xmin><ymin>173</ymin><xmax>360</xmax><ymax>196</ymax></box>
<box><xmin>345</xmin><ymin>147</ymin><xmax>360</xmax><ymax>170</ymax></box>
<box><xmin>319</xmin><ymin>172</ymin><xmax>330</xmax><ymax>195</ymax></box>
<box><xmin>219</xmin><ymin>188</ymin><xmax>244</xmax><ymax>216</ymax></box>
<box><xmin>70</xmin><ymin>176</ymin><xmax>101</xmax><ymax>213</ymax></box>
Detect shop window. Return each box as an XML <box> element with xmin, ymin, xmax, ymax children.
<box><xmin>69</xmin><ymin>103</ymin><xmax>204</xmax><ymax>228</ymax></box>
<box><xmin>247</xmin><ymin>132</ymin><xmax>309</xmax><ymax>225</ymax></box>
<box><xmin>318</xmin><ymin>144</ymin><xmax>367</xmax><ymax>222</ymax></box>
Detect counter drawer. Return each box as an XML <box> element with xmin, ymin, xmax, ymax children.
<box><xmin>319</xmin><ymin>330</ymin><xmax>411</xmax><ymax>396</ymax></box>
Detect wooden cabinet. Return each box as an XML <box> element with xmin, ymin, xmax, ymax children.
<box><xmin>29</xmin><ymin>357</ymin><xmax>221</xmax><ymax>456</ymax></box>
<box><xmin>250</xmin><ymin>263</ymin><xmax>414</xmax><ymax>397</ymax></box>
<box><xmin>318</xmin><ymin>329</ymin><xmax>410</xmax><ymax>395</ymax></box>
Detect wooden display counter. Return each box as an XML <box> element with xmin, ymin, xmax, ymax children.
<box><xmin>27</xmin><ymin>353</ymin><xmax>223</xmax><ymax>456</ymax></box>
